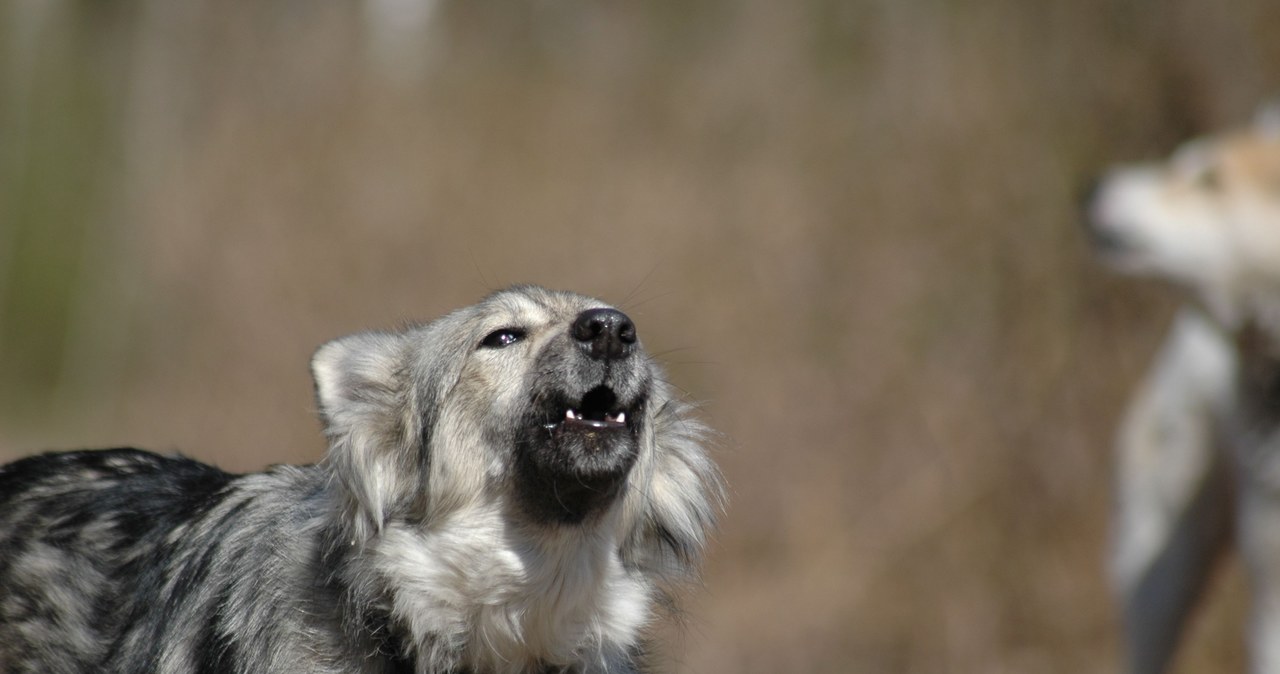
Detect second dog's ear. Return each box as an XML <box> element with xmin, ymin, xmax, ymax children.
<box><xmin>312</xmin><ymin>331</ymin><xmax>413</xmax><ymax>541</ymax></box>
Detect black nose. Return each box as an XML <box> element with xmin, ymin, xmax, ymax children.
<box><xmin>572</xmin><ymin>308</ymin><xmax>637</xmax><ymax>361</ymax></box>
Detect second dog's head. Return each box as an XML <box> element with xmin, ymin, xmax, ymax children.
<box><xmin>310</xmin><ymin>286</ymin><xmax>719</xmax><ymax>567</ymax></box>
<box><xmin>1083</xmin><ymin>107</ymin><xmax>1280</xmax><ymax>325</ymax></box>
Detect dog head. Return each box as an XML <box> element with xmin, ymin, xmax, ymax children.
<box><xmin>1084</xmin><ymin>106</ymin><xmax>1280</xmax><ymax>325</ymax></box>
<box><xmin>310</xmin><ymin>286</ymin><xmax>720</xmax><ymax>574</ymax></box>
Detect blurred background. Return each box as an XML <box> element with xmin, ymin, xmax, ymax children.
<box><xmin>3</xmin><ymin>1</ymin><xmax>1280</xmax><ymax>671</ymax></box>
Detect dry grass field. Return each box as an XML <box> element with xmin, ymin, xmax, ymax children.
<box><xmin>3</xmin><ymin>1</ymin><xmax>1280</xmax><ymax>671</ymax></box>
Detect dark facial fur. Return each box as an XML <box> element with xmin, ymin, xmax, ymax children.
<box><xmin>509</xmin><ymin>308</ymin><xmax>651</xmax><ymax>524</ymax></box>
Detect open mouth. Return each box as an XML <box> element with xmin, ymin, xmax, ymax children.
<box><xmin>1085</xmin><ymin>221</ymin><xmax>1137</xmax><ymax>256</ymax></box>
<box><xmin>534</xmin><ymin>384</ymin><xmax>644</xmax><ymax>449</ymax></box>
<box><xmin>559</xmin><ymin>385</ymin><xmax>630</xmax><ymax>431</ymax></box>
<box><xmin>520</xmin><ymin>384</ymin><xmax>644</xmax><ymax>523</ymax></box>
<box><xmin>532</xmin><ymin>384</ymin><xmax>644</xmax><ymax>459</ymax></box>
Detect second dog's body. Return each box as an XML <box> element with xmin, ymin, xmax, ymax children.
<box><xmin>1087</xmin><ymin>109</ymin><xmax>1280</xmax><ymax>673</ymax></box>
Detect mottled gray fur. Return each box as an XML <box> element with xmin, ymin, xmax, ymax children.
<box><xmin>0</xmin><ymin>286</ymin><xmax>723</xmax><ymax>674</ymax></box>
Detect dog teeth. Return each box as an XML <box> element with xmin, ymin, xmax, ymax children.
<box><xmin>563</xmin><ymin>409</ymin><xmax>627</xmax><ymax>424</ymax></box>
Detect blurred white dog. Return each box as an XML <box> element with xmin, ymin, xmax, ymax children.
<box><xmin>1086</xmin><ymin>106</ymin><xmax>1280</xmax><ymax>674</ymax></box>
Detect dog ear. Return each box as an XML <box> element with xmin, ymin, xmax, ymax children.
<box><xmin>620</xmin><ymin>392</ymin><xmax>726</xmax><ymax>597</ymax></box>
<box><xmin>312</xmin><ymin>331</ymin><xmax>416</xmax><ymax>542</ymax></box>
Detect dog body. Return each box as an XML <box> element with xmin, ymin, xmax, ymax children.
<box><xmin>0</xmin><ymin>286</ymin><xmax>722</xmax><ymax>674</ymax></box>
<box><xmin>1087</xmin><ymin>110</ymin><xmax>1280</xmax><ymax>673</ymax></box>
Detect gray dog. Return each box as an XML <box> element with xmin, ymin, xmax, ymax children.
<box><xmin>0</xmin><ymin>286</ymin><xmax>723</xmax><ymax>674</ymax></box>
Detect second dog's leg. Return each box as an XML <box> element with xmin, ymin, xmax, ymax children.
<box><xmin>1111</xmin><ymin>310</ymin><xmax>1236</xmax><ymax>674</ymax></box>
<box><xmin>1238</xmin><ymin>460</ymin><xmax>1280</xmax><ymax>674</ymax></box>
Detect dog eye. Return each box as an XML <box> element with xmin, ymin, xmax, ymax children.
<box><xmin>480</xmin><ymin>328</ymin><xmax>526</xmax><ymax>349</ymax></box>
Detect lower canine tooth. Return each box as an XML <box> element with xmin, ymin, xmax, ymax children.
<box><xmin>616</xmin><ymin>412</ymin><xmax>626</xmax><ymax>423</ymax></box>
<box><xmin>565</xmin><ymin>409</ymin><xmax>575</xmax><ymax>420</ymax></box>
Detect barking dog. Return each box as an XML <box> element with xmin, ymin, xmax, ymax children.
<box><xmin>1085</xmin><ymin>108</ymin><xmax>1280</xmax><ymax>674</ymax></box>
<box><xmin>0</xmin><ymin>286</ymin><xmax>723</xmax><ymax>674</ymax></box>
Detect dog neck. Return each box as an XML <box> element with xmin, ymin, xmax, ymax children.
<box><xmin>350</xmin><ymin>502</ymin><xmax>649</xmax><ymax>673</ymax></box>
<box><xmin>1235</xmin><ymin>318</ymin><xmax>1280</xmax><ymax>423</ymax></box>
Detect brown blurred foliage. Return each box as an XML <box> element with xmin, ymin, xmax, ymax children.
<box><xmin>3</xmin><ymin>1</ymin><xmax>1280</xmax><ymax>671</ymax></box>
